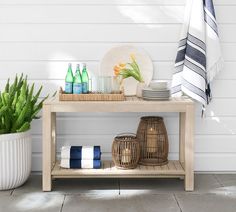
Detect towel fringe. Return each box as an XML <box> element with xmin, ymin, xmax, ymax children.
<box><xmin>207</xmin><ymin>57</ymin><xmax>224</xmax><ymax>83</ymax></box>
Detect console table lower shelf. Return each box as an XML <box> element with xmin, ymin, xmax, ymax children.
<box><xmin>52</xmin><ymin>160</ymin><xmax>185</xmax><ymax>178</ymax></box>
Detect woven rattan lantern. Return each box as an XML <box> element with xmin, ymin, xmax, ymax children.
<box><xmin>112</xmin><ymin>134</ymin><xmax>140</xmax><ymax>169</ymax></box>
<box><xmin>137</xmin><ymin>116</ymin><xmax>169</xmax><ymax>165</ymax></box>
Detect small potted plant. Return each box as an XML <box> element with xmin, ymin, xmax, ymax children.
<box><xmin>0</xmin><ymin>74</ymin><xmax>48</xmax><ymax>190</ymax></box>
<box><xmin>114</xmin><ymin>53</ymin><xmax>145</xmax><ymax>97</ymax></box>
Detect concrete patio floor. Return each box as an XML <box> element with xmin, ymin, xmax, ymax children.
<box><xmin>1</xmin><ymin>174</ymin><xmax>236</xmax><ymax>212</ymax></box>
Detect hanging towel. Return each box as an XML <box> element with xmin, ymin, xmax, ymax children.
<box><xmin>60</xmin><ymin>159</ymin><xmax>101</xmax><ymax>169</ymax></box>
<box><xmin>171</xmin><ymin>0</ymin><xmax>223</xmax><ymax>106</ymax></box>
<box><xmin>61</xmin><ymin>146</ymin><xmax>101</xmax><ymax>160</ymax></box>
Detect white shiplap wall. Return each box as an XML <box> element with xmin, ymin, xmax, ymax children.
<box><xmin>0</xmin><ymin>0</ymin><xmax>236</xmax><ymax>172</ymax></box>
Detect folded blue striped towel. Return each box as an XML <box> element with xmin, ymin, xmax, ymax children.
<box><xmin>61</xmin><ymin>146</ymin><xmax>101</xmax><ymax>160</ymax></box>
<box><xmin>60</xmin><ymin>159</ymin><xmax>101</xmax><ymax>169</ymax></box>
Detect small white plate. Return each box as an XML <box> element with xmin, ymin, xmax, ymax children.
<box><xmin>149</xmin><ymin>80</ymin><xmax>169</xmax><ymax>90</ymax></box>
<box><xmin>143</xmin><ymin>97</ymin><xmax>170</xmax><ymax>101</ymax></box>
<box><xmin>143</xmin><ymin>87</ymin><xmax>169</xmax><ymax>92</ymax></box>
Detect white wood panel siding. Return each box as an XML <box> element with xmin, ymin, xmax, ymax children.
<box><xmin>0</xmin><ymin>6</ymin><xmax>235</xmax><ymax>24</ymax></box>
<box><xmin>0</xmin><ymin>0</ymin><xmax>235</xmax><ymax>172</ymax></box>
<box><xmin>0</xmin><ymin>24</ymin><xmax>235</xmax><ymax>42</ymax></box>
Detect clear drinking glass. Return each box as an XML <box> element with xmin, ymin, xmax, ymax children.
<box><xmin>98</xmin><ymin>76</ymin><xmax>112</xmax><ymax>94</ymax></box>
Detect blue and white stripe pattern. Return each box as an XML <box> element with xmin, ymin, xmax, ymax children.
<box><xmin>60</xmin><ymin>146</ymin><xmax>101</xmax><ymax>169</ymax></box>
<box><xmin>61</xmin><ymin>146</ymin><xmax>101</xmax><ymax>160</ymax></box>
<box><xmin>61</xmin><ymin>159</ymin><xmax>101</xmax><ymax>169</ymax></box>
<box><xmin>171</xmin><ymin>0</ymin><xmax>222</xmax><ymax>106</ymax></box>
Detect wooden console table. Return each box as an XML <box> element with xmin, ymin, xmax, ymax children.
<box><xmin>42</xmin><ymin>96</ymin><xmax>195</xmax><ymax>191</ymax></box>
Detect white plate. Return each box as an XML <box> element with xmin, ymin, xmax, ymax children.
<box><xmin>143</xmin><ymin>91</ymin><xmax>170</xmax><ymax>94</ymax></box>
<box><xmin>149</xmin><ymin>80</ymin><xmax>169</xmax><ymax>90</ymax></box>
<box><xmin>142</xmin><ymin>87</ymin><xmax>170</xmax><ymax>92</ymax></box>
<box><xmin>143</xmin><ymin>95</ymin><xmax>170</xmax><ymax>98</ymax></box>
<box><xmin>143</xmin><ymin>97</ymin><xmax>169</xmax><ymax>101</ymax></box>
<box><xmin>100</xmin><ymin>45</ymin><xmax>153</xmax><ymax>96</ymax></box>
<box><xmin>143</xmin><ymin>91</ymin><xmax>170</xmax><ymax>96</ymax></box>
<box><xmin>143</xmin><ymin>96</ymin><xmax>170</xmax><ymax>99</ymax></box>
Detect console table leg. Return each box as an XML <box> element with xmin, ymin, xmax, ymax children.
<box><xmin>42</xmin><ymin>105</ymin><xmax>52</xmax><ymax>191</ymax></box>
<box><xmin>51</xmin><ymin>112</ymin><xmax>56</xmax><ymax>166</ymax></box>
<box><xmin>184</xmin><ymin>105</ymin><xmax>195</xmax><ymax>191</ymax></box>
<box><xmin>179</xmin><ymin>112</ymin><xmax>186</xmax><ymax>165</ymax></box>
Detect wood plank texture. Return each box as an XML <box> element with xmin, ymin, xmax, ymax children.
<box><xmin>52</xmin><ymin>160</ymin><xmax>185</xmax><ymax>177</ymax></box>
<box><xmin>184</xmin><ymin>105</ymin><xmax>194</xmax><ymax>191</ymax></box>
<box><xmin>1</xmin><ymin>79</ymin><xmax>236</xmax><ymax>99</ymax></box>
<box><xmin>0</xmin><ymin>0</ymin><xmax>187</xmax><ymax>5</ymax></box>
<box><xmin>42</xmin><ymin>97</ymin><xmax>194</xmax><ymax>191</ymax></box>
<box><xmin>32</xmin><ymin>153</ymin><xmax>236</xmax><ymax>172</ymax></box>
<box><xmin>29</xmin><ymin>116</ymin><xmax>236</xmax><ymax>136</ymax></box>
<box><xmin>0</xmin><ymin>5</ymin><xmax>235</xmax><ymax>24</ymax></box>
<box><xmin>1</xmin><ymin>61</ymin><xmax>236</xmax><ymax>81</ymax></box>
<box><xmin>32</xmin><ymin>134</ymin><xmax>236</xmax><ymax>154</ymax></box>
<box><xmin>42</xmin><ymin>105</ymin><xmax>52</xmax><ymax>191</ymax></box>
<box><xmin>0</xmin><ymin>24</ymin><xmax>234</xmax><ymax>42</ymax></box>
<box><xmin>46</xmin><ymin>96</ymin><xmax>193</xmax><ymax>113</ymax></box>
<box><xmin>0</xmin><ymin>0</ymin><xmax>234</xmax><ymax>5</ymax></box>
<box><xmin>0</xmin><ymin>43</ymin><xmax>235</xmax><ymax>63</ymax></box>
<box><xmin>1</xmin><ymin>0</ymin><xmax>235</xmax><ymax>173</ymax></box>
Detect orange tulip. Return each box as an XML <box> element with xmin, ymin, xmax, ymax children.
<box><xmin>113</xmin><ymin>53</ymin><xmax>143</xmax><ymax>82</ymax></box>
<box><xmin>114</xmin><ymin>70</ymin><xmax>120</xmax><ymax>76</ymax></box>
<box><xmin>114</xmin><ymin>65</ymin><xmax>121</xmax><ymax>76</ymax></box>
<box><xmin>114</xmin><ymin>65</ymin><xmax>120</xmax><ymax>71</ymax></box>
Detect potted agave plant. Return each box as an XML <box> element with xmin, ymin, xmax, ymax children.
<box><xmin>114</xmin><ymin>53</ymin><xmax>145</xmax><ymax>97</ymax></box>
<box><xmin>0</xmin><ymin>74</ymin><xmax>48</xmax><ymax>190</ymax></box>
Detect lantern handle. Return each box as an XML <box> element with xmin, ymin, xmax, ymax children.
<box><xmin>117</xmin><ymin>133</ymin><xmax>137</xmax><ymax>137</ymax></box>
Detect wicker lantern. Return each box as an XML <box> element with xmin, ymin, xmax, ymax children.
<box><xmin>137</xmin><ymin>116</ymin><xmax>169</xmax><ymax>166</ymax></box>
<box><xmin>112</xmin><ymin>134</ymin><xmax>140</xmax><ymax>169</ymax></box>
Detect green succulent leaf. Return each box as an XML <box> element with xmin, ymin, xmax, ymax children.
<box><xmin>16</xmin><ymin>122</ymin><xmax>30</xmax><ymax>133</ymax></box>
<box><xmin>0</xmin><ymin>74</ymin><xmax>52</xmax><ymax>134</ymax></box>
<box><xmin>5</xmin><ymin>78</ymin><xmax>10</xmax><ymax>93</ymax></box>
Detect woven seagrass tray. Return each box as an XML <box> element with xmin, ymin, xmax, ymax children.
<box><xmin>59</xmin><ymin>87</ymin><xmax>125</xmax><ymax>101</ymax></box>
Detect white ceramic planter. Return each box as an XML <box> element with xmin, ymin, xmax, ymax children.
<box><xmin>0</xmin><ymin>130</ymin><xmax>31</xmax><ymax>190</ymax></box>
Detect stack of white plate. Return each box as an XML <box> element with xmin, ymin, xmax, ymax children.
<box><xmin>142</xmin><ymin>87</ymin><xmax>170</xmax><ymax>101</ymax></box>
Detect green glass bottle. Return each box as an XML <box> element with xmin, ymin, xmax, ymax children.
<box><xmin>73</xmin><ymin>64</ymin><xmax>82</xmax><ymax>94</ymax></box>
<box><xmin>65</xmin><ymin>63</ymin><xmax>73</xmax><ymax>93</ymax></box>
<box><xmin>81</xmin><ymin>63</ymin><xmax>89</xmax><ymax>93</ymax></box>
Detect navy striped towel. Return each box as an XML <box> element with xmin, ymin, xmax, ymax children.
<box><xmin>171</xmin><ymin>0</ymin><xmax>223</xmax><ymax>106</ymax></box>
<box><xmin>61</xmin><ymin>146</ymin><xmax>101</xmax><ymax>160</ymax></box>
<box><xmin>60</xmin><ymin>159</ymin><xmax>101</xmax><ymax>169</ymax></box>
